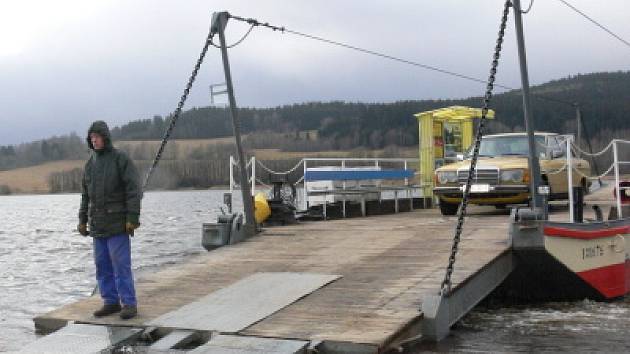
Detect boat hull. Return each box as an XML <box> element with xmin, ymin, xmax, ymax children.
<box><xmin>490</xmin><ymin>216</ymin><xmax>629</xmax><ymax>303</ymax></box>
<box><xmin>543</xmin><ymin>222</ymin><xmax>630</xmax><ymax>299</ymax></box>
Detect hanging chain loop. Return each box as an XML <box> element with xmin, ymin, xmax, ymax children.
<box><xmin>439</xmin><ymin>0</ymin><xmax>512</xmax><ymax>296</ymax></box>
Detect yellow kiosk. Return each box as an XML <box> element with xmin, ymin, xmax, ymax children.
<box><xmin>414</xmin><ymin>106</ymin><xmax>495</xmax><ymax>200</ymax></box>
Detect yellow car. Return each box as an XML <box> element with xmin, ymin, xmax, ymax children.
<box><xmin>433</xmin><ymin>132</ymin><xmax>591</xmax><ymax>215</ymax></box>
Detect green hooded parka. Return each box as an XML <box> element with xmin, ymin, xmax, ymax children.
<box><xmin>79</xmin><ymin>121</ymin><xmax>142</xmax><ymax>237</ymax></box>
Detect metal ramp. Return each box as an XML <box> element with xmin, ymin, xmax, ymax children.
<box><xmin>148</xmin><ymin>272</ymin><xmax>340</xmax><ymax>332</ymax></box>
<box><xmin>150</xmin><ymin>329</ymin><xmax>199</xmax><ymax>351</ymax></box>
<box><xmin>189</xmin><ymin>334</ymin><xmax>308</xmax><ymax>354</ymax></box>
<box><xmin>18</xmin><ymin>323</ymin><xmax>141</xmax><ymax>353</ymax></box>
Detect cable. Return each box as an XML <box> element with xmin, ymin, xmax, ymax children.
<box><xmin>283</xmin><ymin>28</ymin><xmax>496</xmax><ymax>88</ymax></box>
<box><xmin>521</xmin><ymin>0</ymin><xmax>535</xmax><ymax>14</ymax></box>
<box><xmin>211</xmin><ymin>24</ymin><xmax>256</xmax><ymax>48</ymax></box>
<box><xmin>556</xmin><ymin>0</ymin><xmax>630</xmax><ymax>50</ymax></box>
<box><xmin>227</xmin><ymin>13</ymin><xmax>578</xmax><ymax>108</ymax></box>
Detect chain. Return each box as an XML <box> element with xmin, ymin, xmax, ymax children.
<box><xmin>439</xmin><ymin>0</ymin><xmax>511</xmax><ymax>296</ymax></box>
<box><xmin>256</xmin><ymin>159</ymin><xmax>304</xmax><ymax>175</ymax></box>
<box><xmin>571</xmin><ymin>139</ymin><xmax>615</xmax><ymax>157</ymax></box>
<box><xmin>142</xmin><ymin>30</ymin><xmax>216</xmax><ymax>190</ymax></box>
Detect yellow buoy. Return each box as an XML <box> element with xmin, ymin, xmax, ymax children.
<box><xmin>254</xmin><ymin>192</ymin><xmax>271</xmax><ymax>224</ymax></box>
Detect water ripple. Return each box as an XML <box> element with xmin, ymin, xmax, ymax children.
<box><xmin>0</xmin><ymin>190</ymin><xmax>225</xmax><ymax>352</ymax></box>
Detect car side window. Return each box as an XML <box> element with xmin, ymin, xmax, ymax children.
<box><xmin>549</xmin><ymin>136</ymin><xmax>565</xmax><ymax>159</ymax></box>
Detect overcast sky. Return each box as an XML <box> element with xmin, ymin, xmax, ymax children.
<box><xmin>0</xmin><ymin>0</ymin><xmax>628</xmax><ymax>145</ymax></box>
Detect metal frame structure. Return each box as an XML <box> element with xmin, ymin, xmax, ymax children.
<box><xmin>211</xmin><ymin>12</ymin><xmax>255</xmax><ymax>232</ymax></box>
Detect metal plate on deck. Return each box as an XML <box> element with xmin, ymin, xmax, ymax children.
<box><xmin>148</xmin><ymin>272</ymin><xmax>340</xmax><ymax>332</ymax></box>
<box><xmin>18</xmin><ymin>323</ymin><xmax>141</xmax><ymax>353</ymax></box>
<box><xmin>150</xmin><ymin>329</ymin><xmax>197</xmax><ymax>350</ymax></box>
<box><xmin>189</xmin><ymin>334</ymin><xmax>308</xmax><ymax>354</ymax></box>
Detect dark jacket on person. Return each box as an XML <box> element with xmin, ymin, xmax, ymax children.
<box><xmin>79</xmin><ymin>121</ymin><xmax>142</xmax><ymax>238</ymax></box>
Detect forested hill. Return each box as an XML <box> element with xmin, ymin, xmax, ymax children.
<box><xmin>1</xmin><ymin>71</ymin><xmax>628</xmax><ymax>173</ymax></box>
<box><xmin>111</xmin><ymin>71</ymin><xmax>630</xmax><ymax>148</ymax></box>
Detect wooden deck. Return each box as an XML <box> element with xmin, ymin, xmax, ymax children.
<box><xmin>34</xmin><ymin>209</ymin><xmax>511</xmax><ymax>351</ymax></box>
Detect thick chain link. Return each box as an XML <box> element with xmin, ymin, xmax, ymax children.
<box><xmin>439</xmin><ymin>0</ymin><xmax>512</xmax><ymax>296</ymax></box>
<box><xmin>142</xmin><ymin>30</ymin><xmax>216</xmax><ymax>190</ymax></box>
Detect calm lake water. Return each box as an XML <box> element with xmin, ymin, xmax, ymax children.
<box><xmin>0</xmin><ymin>190</ymin><xmax>629</xmax><ymax>352</ymax></box>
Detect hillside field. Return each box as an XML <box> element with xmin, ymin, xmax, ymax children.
<box><xmin>0</xmin><ymin>138</ymin><xmax>419</xmax><ymax>194</ymax></box>
<box><xmin>0</xmin><ymin>160</ymin><xmax>84</xmax><ymax>194</ymax></box>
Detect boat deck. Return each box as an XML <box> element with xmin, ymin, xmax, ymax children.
<box><xmin>33</xmin><ymin>209</ymin><xmax>511</xmax><ymax>352</ymax></box>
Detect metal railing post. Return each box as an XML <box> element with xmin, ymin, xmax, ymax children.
<box><xmin>342</xmin><ymin>159</ymin><xmax>346</xmax><ymax>217</ymax></box>
<box><xmin>566</xmin><ymin>136</ymin><xmax>574</xmax><ymax>222</ymax></box>
<box><xmin>251</xmin><ymin>156</ymin><xmax>256</xmax><ymax>196</ymax></box>
<box><xmin>375</xmin><ymin>159</ymin><xmax>382</xmax><ymax>201</ymax></box>
<box><xmin>303</xmin><ymin>159</ymin><xmax>308</xmax><ymax>211</ymax></box>
<box><xmin>613</xmin><ymin>140</ymin><xmax>622</xmax><ymax>218</ymax></box>
<box><xmin>404</xmin><ymin>160</ymin><xmax>409</xmax><ymax>186</ymax></box>
<box><xmin>229</xmin><ymin>155</ymin><xmax>234</xmax><ymax>197</ymax></box>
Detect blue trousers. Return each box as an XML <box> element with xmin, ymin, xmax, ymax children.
<box><xmin>93</xmin><ymin>234</ymin><xmax>137</xmax><ymax>306</ymax></box>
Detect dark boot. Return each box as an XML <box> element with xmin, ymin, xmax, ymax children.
<box><xmin>93</xmin><ymin>304</ymin><xmax>121</xmax><ymax>317</ymax></box>
<box><xmin>119</xmin><ymin>305</ymin><xmax>137</xmax><ymax>320</ymax></box>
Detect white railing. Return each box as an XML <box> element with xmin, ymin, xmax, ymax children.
<box><xmin>228</xmin><ymin>138</ymin><xmax>629</xmax><ymax>220</ymax></box>
<box><xmin>559</xmin><ymin>138</ymin><xmax>630</xmax><ymax>221</ymax></box>
<box><xmin>229</xmin><ymin>156</ymin><xmax>256</xmax><ymax>197</ymax></box>
<box><xmin>612</xmin><ymin>139</ymin><xmax>630</xmax><ymax>219</ymax></box>
<box><xmin>229</xmin><ymin>156</ymin><xmax>417</xmax><ymax>211</ymax></box>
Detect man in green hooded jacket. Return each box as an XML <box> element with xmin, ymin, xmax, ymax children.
<box><xmin>78</xmin><ymin>120</ymin><xmax>142</xmax><ymax>320</ymax></box>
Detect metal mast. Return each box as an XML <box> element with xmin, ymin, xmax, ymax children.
<box><xmin>512</xmin><ymin>0</ymin><xmax>543</xmax><ymax>213</ymax></box>
<box><xmin>212</xmin><ymin>12</ymin><xmax>256</xmax><ymax>232</ymax></box>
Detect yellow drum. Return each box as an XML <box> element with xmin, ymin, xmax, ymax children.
<box><xmin>254</xmin><ymin>192</ymin><xmax>271</xmax><ymax>224</ymax></box>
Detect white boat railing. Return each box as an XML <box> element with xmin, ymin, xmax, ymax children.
<box><xmin>557</xmin><ymin>137</ymin><xmax>630</xmax><ymax>221</ymax></box>
<box><xmin>229</xmin><ymin>156</ymin><xmax>418</xmax><ymax>211</ymax></box>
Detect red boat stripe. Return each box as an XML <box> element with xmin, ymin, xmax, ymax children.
<box><xmin>577</xmin><ymin>261</ymin><xmax>629</xmax><ymax>299</ymax></box>
<box><xmin>544</xmin><ymin>225</ymin><xmax>629</xmax><ymax>239</ymax></box>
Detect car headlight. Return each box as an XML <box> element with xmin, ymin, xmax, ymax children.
<box><xmin>500</xmin><ymin>169</ymin><xmax>525</xmax><ymax>183</ymax></box>
<box><xmin>436</xmin><ymin>171</ymin><xmax>458</xmax><ymax>184</ymax></box>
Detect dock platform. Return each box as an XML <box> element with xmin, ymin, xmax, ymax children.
<box><xmin>33</xmin><ymin>209</ymin><xmax>512</xmax><ymax>353</ymax></box>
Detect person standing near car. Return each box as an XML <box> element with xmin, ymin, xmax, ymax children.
<box><xmin>77</xmin><ymin>120</ymin><xmax>142</xmax><ymax>320</ymax></box>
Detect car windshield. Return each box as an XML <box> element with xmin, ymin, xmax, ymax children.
<box><xmin>466</xmin><ymin>135</ymin><xmax>546</xmax><ymax>158</ymax></box>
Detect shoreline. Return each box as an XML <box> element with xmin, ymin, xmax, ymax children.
<box><xmin>0</xmin><ymin>185</ymin><xmax>274</xmax><ymax>197</ymax></box>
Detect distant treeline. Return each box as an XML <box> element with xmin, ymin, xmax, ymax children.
<box><xmin>0</xmin><ymin>133</ymin><xmax>88</xmax><ymax>171</ymax></box>
<box><xmin>110</xmin><ymin>71</ymin><xmax>630</xmax><ymax>149</ymax></box>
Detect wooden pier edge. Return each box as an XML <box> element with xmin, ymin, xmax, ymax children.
<box><xmin>32</xmin><ymin>210</ymin><xmax>511</xmax><ymax>353</ymax></box>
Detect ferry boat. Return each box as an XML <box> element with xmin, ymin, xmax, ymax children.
<box><xmin>504</xmin><ymin>181</ymin><xmax>630</xmax><ymax>302</ymax></box>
